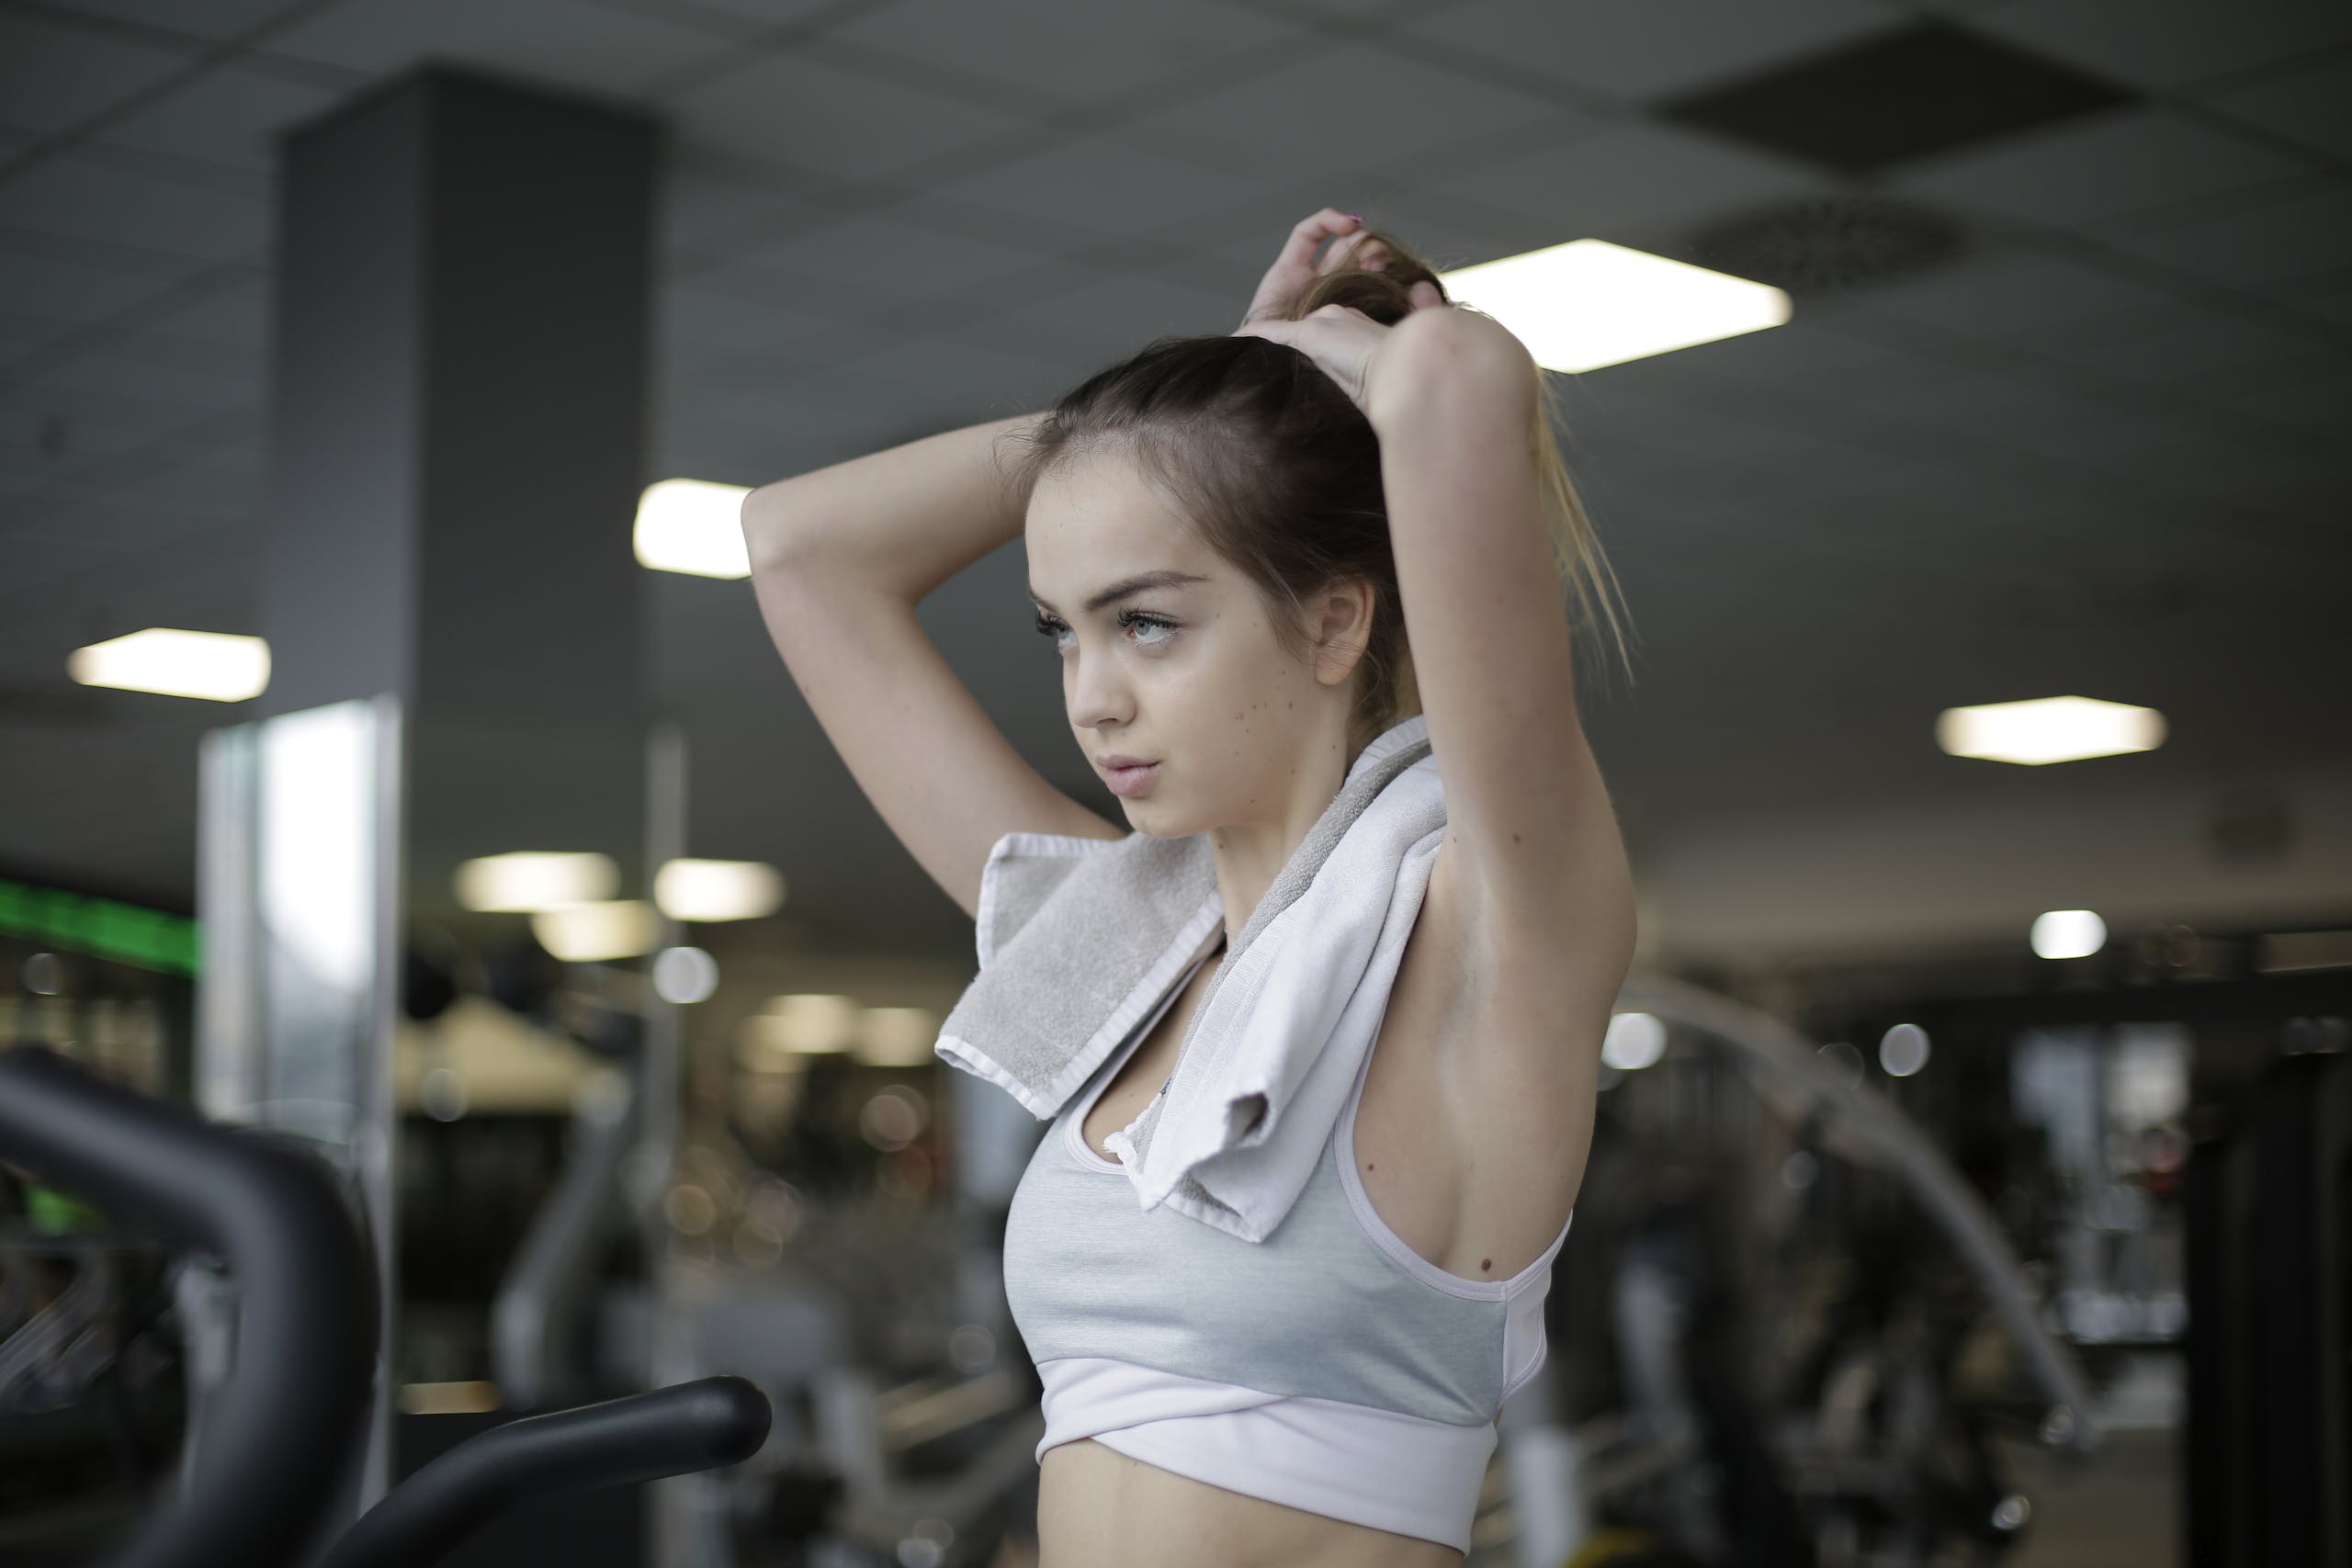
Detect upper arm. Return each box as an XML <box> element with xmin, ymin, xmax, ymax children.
<box><xmin>744</xmin><ymin>543</ymin><xmax>1123</xmax><ymax>926</ymax></box>
<box><xmin>1377</xmin><ymin>317</ymin><xmax>1636</xmax><ymax>1009</ymax></box>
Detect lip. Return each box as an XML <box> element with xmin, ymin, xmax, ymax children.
<box><xmin>1101</xmin><ymin>759</ymin><xmax>1159</xmax><ymax>797</ymax></box>
<box><xmin>1096</xmin><ymin>754</ymin><xmax>1154</xmax><ymax>770</ymax></box>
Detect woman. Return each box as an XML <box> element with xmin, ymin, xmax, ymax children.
<box><xmin>741</xmin><ymin>209</ymin><xmax>1637</xmax><ymax>1567</ymax></box>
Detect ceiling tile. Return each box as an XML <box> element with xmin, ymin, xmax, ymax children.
<box><xmin>1837</xmin><ymin>360</ymin><xmax>2193</xmax><ymax>474</ymax></box>
<box><xmin>1822</xmin><ymin>243</ymin><xmax>2185</xmax><ymax>343</ymax></box>
<box><xmin>837</xmin><ymin>332</ymin><xmax>1080</xmax><ymax>414</ymax></box>
<box><xmin>1889</xmin><ymin>105</ymin><xmax>2320</xmax><ymax>230</ymax></box>
<box><xmin>1655</xmin><ymin>315</ymin><xmax>1944</xmax><ymax>402</ymax></box>
<box><xmin>0</xmin><ymin>11</ymin><xmax>194</xmax><ymax>138</ymax></box>
<box><xmin>568</xmin><ymin>0</ymin><xmax>842</xmax><ymax>29</ymax></box>
<box><xmin>0</xmin><ymin>297</ymin><xmax>90</xmax><ymax>359</ymax></box>
<box><xmin>725</xmin><ymin>211</ymin><xmax>1071</xmax><ymax>312</ymax></box>
<box><xmin>822</xmin><ymin>0</ymin><xmax>1301</xmax><ymax>107</ymax></box>
<box><xmin>1430</xmin><ymin>119</ymin><xmax>1831</xmax><ymax>243</ymax></box>
<box><xmin>2269</xmin><ymin>264</ymin><xmax>2352</xmax><ymax>332</ymax></box>
<box><xmin>9</xmin><ymin>493</ymin><xmax>232</xmax><ymax>553</ymax></box>
<box><xmin>655</xmin><ymin>387</ymin><xmax>920</xmax><ymax>482</ymax></box>
<box><xmin>2193</xmin><ymin>52</ymin><xmax>2352</xmax><ymax>164</ymax></box>
<box><xmin>267</xmin><ymin>0</ymin><xmax>727</xmax><ymax>97</ymax></box>
<box><xmin>1656</xmin><ymin>17</ymin><xmax>2137</xmax><ymax>175</ymax></box>
<box><xmin>659</xmin><ymin>143</ymin><xmax>827</xmax><ymax>255</ymax></box>
<box><xmin>1965</xmin><ymin>0</ymin><xmax>2352</xmax><ymax>93</ymax></box>
<box><xmin>29</xmin><ymin>344</ymin><xmax>260</xmax><ymax>412</ymax></box>
<box><xmin>100</xmin><ymin>457</ymin><xmax>257</xmax><ymax>517</ymax></box>
<box><xmin>0</xmin><ymin>526</ymin><xmax>127</xmax><ymax>597</ymax></box>
<box><xmin>1114</xmin><ymin>39</ymin><xmax>1573</xmax><ymax>188</ymax></box>
<box><xmin>0</xmin><ymin>392</ymin><xmax>187</xmax><ymax>476</ymax></box>
<box><xmin>670</xmin><ymin>47</ymin><xmax>1043</xmax><ymax>184</ymax></box>
<box><xmin>130</xmin><ymin>273</ymin><xmax>270</xmax><ymax>347</ymax></box>
<box><xmin>2107</xmin><ymin>181</ymin><xmax>2352</xmax><ymax>294</ymax></box>
<box><xmin>950</xmin><ymin>268</ymin><xmax>1241</xmax><ymax>367</ymax></box>
<box><xmin>929</xmin><ymin>132</ymin><xmax>1282</xmax><ymax>245</ymax></box>
<box><xmin>31</xmin><ymin>1</ymin><xmax>302</xmax><ymax>43</ymax></box>
<box><xmin>657</xmin><ymin>281</ymin><xmax>857</xmax><ymax>378</ymax></box>
<box><xmin>2026</xmin><ymin>300</ymin><xmax>2338</xmax><ymax>387</ymax></box>
<box><xmin>85</xmin><ymin>62</ymin><xmax>346</xmax><ymax>174</ymax></box>
<box><xmin>1399</xmin><ymin>0</ymin><xmax>1899</xmax><ymax>101</ymax></box>
<box><xmin>0</xmin><ymin>150</ymin><xmax>269</xmax><ymax>264</ymax></box>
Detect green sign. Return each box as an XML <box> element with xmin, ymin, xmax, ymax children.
<box><xmin>0</xmin><ymin>878</ymin><xmax>199</xmax><ymax>976</ymax></box>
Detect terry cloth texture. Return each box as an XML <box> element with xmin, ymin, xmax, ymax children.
<box><xmin>932</xmin><ymin>713</ymin><xmax>1445</xmax><ymax>1242</ymax></box>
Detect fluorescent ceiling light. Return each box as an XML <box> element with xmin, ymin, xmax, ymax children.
<box><xmin>743</xmin><ymin>993</ymin><xmax>861</xmax><ymax>1055</ymax></box>
<box><xmin>1438</xmin><ymin>239</ymin><xmax>1791</xmax><ymax>373</ymax></box>
<box><xmin>855</xmin><ymin>1006</ymin><xmax>942</xmax><ymax>1068</ymax></box>
<box><xmin>530</xmin><ymin>900</ymin><xmax>659</xmax><ymax>962</ymax></box>
<box><xmin>1936</xmin><ymin>695</ymin><xmax>2165</xmax><ymax>765</ymax></box>
<box><xmin>454</xmin><ymin>852</ymin><xmax>619</xmax><ymax>912</ymax></box>
<box><xmin>68</xmin><ymin>628</ymin><xmax>270</xmax><ymax>702</ymax></box>
<box><xmin>2031</xmin><ymin>909</ymin><xmax>2106</xmax><ymax>960</ymax></box>
<box><xmin>655</xmin><ymin>858</ymin><xmax>785</xmax><ymax>921</ymax></box>
<box><xmin>635</xmin><ymin>478</ymin><xmax>752</xmax><ymax>579</ymax></box>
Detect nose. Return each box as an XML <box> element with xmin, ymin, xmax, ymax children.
<box><xmin>1067</xmin><ymin>640</ymin><xmax>1131</xmax><ymax>734</ymax></box>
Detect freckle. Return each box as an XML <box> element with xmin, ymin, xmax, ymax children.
<box><xmin>1364</xmin><ymin>1162</ymin><xmax>1374</xmax><ymax>1170</ymax></box>
<box><xmin>1480</xmin><ymin>1258</ymin><xmax>1493</xmax><ymax>1271</ymax></box>
<box><xmin>1511</xmin><ymin>832</ymin><xmax>1521</xmax><ymax>844</ymax></box>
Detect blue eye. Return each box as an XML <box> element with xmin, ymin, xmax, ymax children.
<box><xmin>1034</xmin><ymin>611</ymin><xmax>1177</xmax><ymax>649</ymax></box>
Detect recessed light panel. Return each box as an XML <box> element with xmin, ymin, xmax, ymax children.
<box><xmin>68</xmin><ymin>628</ymin><xmax>270</xmax><ymax>702</ymax></box>
<box><xmin>1440</xmin><ymin>239</ymin><xmax>1791</xmax><ymax>372</ymax></box>
<box><xmin>454</xmin><ymin>852</ymin><xmax>619</xmax><ymax>912</ymax></box>
<box><xmin>635</xmin><ymin>479</ymin><xmax>752</xmax><ymax>579</ymax></box>
<box><xmin>1936</xmin><ymin>695</ymin><xmax>2165</xmax><ymax>765</ymax></box>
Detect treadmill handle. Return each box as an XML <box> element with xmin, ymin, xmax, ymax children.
<box><xmin>322</xmin><ymin>1375</ymin><xmax>774</xmax><ymax>1568</ymax></box>
<box><xmin>0</xmin><ymin>1045</ymin><xmax>379</xmax><ymax>1568</ymax></box>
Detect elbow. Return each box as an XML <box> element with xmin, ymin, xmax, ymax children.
<box><xmin>741</xmin><ymin>481</ymin><xmax>812</xmax><ymax>577</ymax></box>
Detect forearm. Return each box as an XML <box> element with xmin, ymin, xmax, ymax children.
<box><xmin>740</xmin><ymin>409</ymin><xmax>1048</xmax><ymax>604</ymax></box>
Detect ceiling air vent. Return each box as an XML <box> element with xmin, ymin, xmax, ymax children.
<box><xmin>1686</xmin><ymin>195</ymin><xmax>1968</xmax><ymax>297</ymax></box>
<box><xmin>1657</xmin><ymin>18</ymin><xmax>2138</xmax><ymax>175</ymax></box>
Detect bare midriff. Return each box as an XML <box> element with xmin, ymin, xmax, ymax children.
<box><xmin>1036</xmin><ymin>1437</ymin><xmax>1466</xmax><ymax>1568</ymax></box>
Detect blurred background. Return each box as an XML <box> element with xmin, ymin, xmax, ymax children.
<box><xmin>1</xmin><ymin>1</ymin><xmax>2347</xmax><ymax>1565</ymax></box>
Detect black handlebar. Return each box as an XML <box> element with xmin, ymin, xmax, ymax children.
<box><xmin>0</xmin><ymin>1046</ymin><xmax>776</xmax><ymax>1568</ymax></box>
<box><xmin>323</xmin><ymin>1375</ymin><xmax>772</xmax><ymax>1568</ymax></box>
<box><xmin>0</xmin><ymin>1044</ymin><xmax>379</xmax><ymax>1568</ymax></box>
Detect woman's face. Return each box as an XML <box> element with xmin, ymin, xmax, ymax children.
<box><xmin>1025</xmin><ymin>450</ymin><xmax>1355</xmax><ymax>838</ymax></box>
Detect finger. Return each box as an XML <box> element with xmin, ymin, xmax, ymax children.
<box><xmin>1323</xmin><ymin>229</ymin><xmax>1389</xmax><ymax>274</ymax></box>
<box><xmin>1241</xmin><ymin>209</ymin><xmax>1365</xmax><ymax>327</ymax></box>
<box><xmin>1275</xmin><ymin>209</ymin><xmax>1363</xmax><ymax>277</ymax></box>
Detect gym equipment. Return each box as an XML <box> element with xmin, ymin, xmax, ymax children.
<box><xmin>2184</xmin><ymin>1045</ymin><xmax>2350</xmax><ymax>1567</ymax></box>
<box><xmin>1492</xmin><ymin>976</ymin><xmax>2101</xmax><ymax>1568</ymax></box>
<box><xmin>0</xmin><ymin>1043</ymin><xmax>770</xmax><ymax>1568</ymax></box>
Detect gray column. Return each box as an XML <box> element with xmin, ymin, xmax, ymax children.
<box><xmin>262</xmin><ymin>63</ymin><xmax>656</xmax><ymax>720</ymax></box>
<box><xmin>195</xmin><ymin>63</ymin><xmax>665</xmax><ymax>1555</ymax></box>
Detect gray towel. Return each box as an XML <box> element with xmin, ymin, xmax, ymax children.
<box><xmin>934</xmin><ymin>714</ymin><xmax>1443</xmax><ymax>1241</ymax></box>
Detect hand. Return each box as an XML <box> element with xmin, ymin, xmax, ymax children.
<box><xmin>1237</xmin><ymin>209</ymin><xmax>1394</xmax><ymax>332</ymax></box>
<box><xmin>1234</xmin><ymin>292</ymin><xmax>1448</xmax><ymax>418</ymax></box>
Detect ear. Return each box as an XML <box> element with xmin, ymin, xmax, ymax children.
<box><xmin>1308</xmin><ymin>575</ymin><xmax>1379</xmax><ymax>688</ymax></box>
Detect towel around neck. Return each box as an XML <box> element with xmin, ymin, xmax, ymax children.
<box><xmin>933</xmin><ymin>713</ymin><xmax>1446</xmax><ymax>1242</ymax></box>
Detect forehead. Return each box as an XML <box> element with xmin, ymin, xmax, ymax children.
<box><xmin>1026</xmin><ymin>450</ymin><xmax>1204</xmax><ymax>566</ymax></box>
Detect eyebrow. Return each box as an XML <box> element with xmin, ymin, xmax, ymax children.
<box><xmin>1027</xmin><ymin>570</ymin><xmax>1209</xmax><ymax>616</ymax></box>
